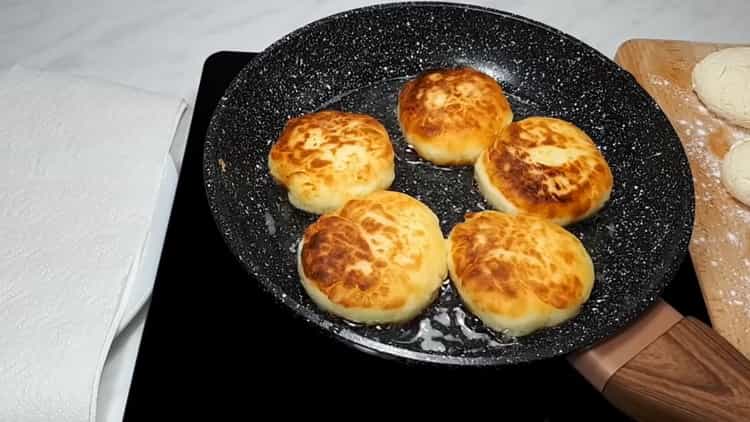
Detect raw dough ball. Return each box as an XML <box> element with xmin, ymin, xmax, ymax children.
<box><xmin>692</xmin><ymin>47</ymin><xmax>750</xmax><ymax>129</ymax></box>
<box><xmin>721</xmin><ymin>139</ymin><xmax>750</xmax><ymax>206</ymax></box>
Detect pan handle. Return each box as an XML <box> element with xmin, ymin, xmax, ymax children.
<box><xmin>569</xmin><ymin>300</ymin><xmax>750</xmax><ymax>421</ymax></box>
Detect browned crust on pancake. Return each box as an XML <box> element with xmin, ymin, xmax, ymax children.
<box><xmin>481</xmin><ymin>117</ymin><xmax>613</xmax><ymax>222</ymax></box>
<box><xmin>269</xmin><ymin>110</ymin><xmax>394</xmax><ymax>188</ymax></box>
<box><xmin>398</xmin><ymin>67</ymin><xmax>512</xmax><ymax>164</ymax></box>
<box><xmin>449</xmin><ymin>211</ymin><xmax>589</xmax><ymax>317</ymax></box>
<box><xmin>301</xmin><ymin>214</ymin><xmax>405</xmax><ymax>309</ymax></box>
<box><xmin>300</xmin><ymin>191</ymin><xmax>436</xmax><ymax>310</ymax></box>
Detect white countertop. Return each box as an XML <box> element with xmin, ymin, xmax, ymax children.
<box><xmin>1</xmin><ymin>1</ymin><xmax>748</xmax><ymax>420</ymax></box>
<box><xmin>4</xmin><ymin>0</ymin><xmax>749</xmax><ymax>111</ymax></box>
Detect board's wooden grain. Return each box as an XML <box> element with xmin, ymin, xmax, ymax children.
<box><xmin>615</xmin><ymin>39</ymin><xmax>750</xmax><ymax>359</ymax></box>
<box><xmin>603</xmin><ymin>317</ymin><xmax>750</xmax><ymax>421</ymax></box>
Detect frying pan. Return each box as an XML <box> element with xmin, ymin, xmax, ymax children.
<box><xmin>203</xmin><ymin>2</ymin><xmax>750</xmax><ymax>419</ymax></box>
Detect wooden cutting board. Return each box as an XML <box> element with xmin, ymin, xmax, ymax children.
<box><xmin>615</xmin><ymin>39</ymin><xmax>750</xmax><ymax>358</ymax></box>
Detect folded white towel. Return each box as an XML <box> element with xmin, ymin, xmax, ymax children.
<box><xmin>0</xmin><ymin>66</ymin><xmax>186</xmax><ymax>422</ymax></box>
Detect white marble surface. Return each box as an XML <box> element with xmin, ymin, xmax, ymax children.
<box><xmin>3</xmin><ymin>0</ymin><xmax>749</xmax><ymax>109</ymax></box>
<box><xmin>1</xmin><ymin>1</ymin><xmax>748</xmax><ymax>420</ymax></box>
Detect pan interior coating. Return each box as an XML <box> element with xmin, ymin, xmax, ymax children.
<box><xmin>203</xmin><ymin>3</ymin><xmax>694</xmax><ymax>365</ymax></box>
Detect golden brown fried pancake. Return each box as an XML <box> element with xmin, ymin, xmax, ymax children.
<box><xmin>268</xmin><ymin>110</ymin><xmax>395</xmax><ymax>214</ymax></box>
<box><xmin>297</xmin><ymin>191</ymin><xmax>447</xmax><ymax>324</ymax></box>
<box><xmin>398</xmin><ymin>67</ymin><xmax>513</xmax><ymax>166</ymax></box>
<box><xmin>475</xmin><ymin>116</ymin><xmax>613</xmax><ymax>225</ymax></box>
<box><xmin>447</xmin><ymin>211</ymin><xmax>594</xmax><ymax>336</ymax></box>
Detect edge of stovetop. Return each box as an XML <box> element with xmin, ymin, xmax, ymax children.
<box><xmin>122</xmin><ymin>51</ymin><xmax>711</xmax><ymax>420</ymax></box>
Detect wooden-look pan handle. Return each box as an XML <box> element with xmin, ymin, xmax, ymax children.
<box><xmin>568</xmin><ymin>300</ymin><xmax>750</xmax><ymax>421</ymax></box>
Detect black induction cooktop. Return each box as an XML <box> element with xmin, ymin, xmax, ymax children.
<box><xmin>123</xmin><ymin>51</ymin><xmax>710</xmax><ymax>420</ymax></box>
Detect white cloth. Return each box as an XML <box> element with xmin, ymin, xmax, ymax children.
<box><xmin>0</xmin><ymin>66</ymin><xmax>186</xmax><ymax>422</ymax></box>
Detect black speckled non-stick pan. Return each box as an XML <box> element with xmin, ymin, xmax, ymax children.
<box><xmin>202</xmin><ymin>2</ymin><xmax>694</xmax><ymax>366</ymax></box>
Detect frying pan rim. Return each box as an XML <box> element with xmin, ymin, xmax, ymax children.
<box><xmin>202</xmin><ymin>1</ymin><xmax>696</xmax><ymax>366</ymax></box>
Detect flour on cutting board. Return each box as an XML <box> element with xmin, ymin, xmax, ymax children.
<box><xmin>647</xmin><ymin>74</ymin><xmax>750</xmax><ymax>319</ymax></box>
<box><xmin>717</xmin><ymin>288</ymin><xmax>750</xmax><ymax>326</ymax></box>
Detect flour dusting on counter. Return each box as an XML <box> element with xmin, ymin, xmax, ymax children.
<box><xmin>647</xmin><ymin>72</ymin><xmax>750</xmax><ymax>323</ymax></box>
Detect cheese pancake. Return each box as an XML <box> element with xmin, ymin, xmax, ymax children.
<box><xmin>475</xmin><ymin>117</ymin><xmax>613</xmax><ymax>225</ymax></box>
<box><xmin>447</xmin><ymin>211</ymin><xmax>594</xmax><ymax>336</ymax></box>
<box><xmin>268</xmin><ymin>110</ymin><xmax>395</xmax><ymax>214</ymax></box>
<box><xmin>398</xmin><ymin>67</ymin><xmax>513</xmax><ymax>166</ymax></box>
<box><xmin>297</xmin><ymin>191</ymin><xmax>447</xmax><ymax>324</ymax></box>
